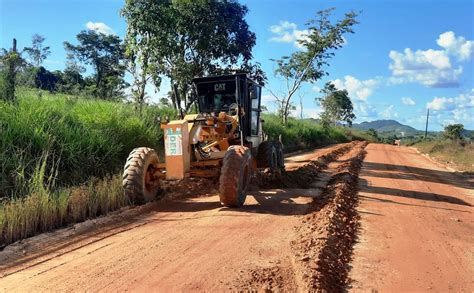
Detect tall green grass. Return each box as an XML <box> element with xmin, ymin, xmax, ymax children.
<box><xmin>262</xmin><ymin>114</ymin><xmax>371</xmax><ymax>152</ymax></box>
<box><xmin>1</xmin><ymin>88</ymin><xmax>175</xmax><ymax>197</ymax></box>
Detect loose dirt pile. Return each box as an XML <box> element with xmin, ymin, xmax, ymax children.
<box><xmin>257</xmin><ymin>143</ymin><xmax>356</xmax><ymax>189</ymax></box>
<box><xmin>292</xmin><ymin>142</ymin><xmax>366</xmax><ymax>292</ymax></box>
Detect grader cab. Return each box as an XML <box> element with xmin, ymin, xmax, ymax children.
<box><xmin>122</xmin><ymin>74</ymin><xmax>284</xmax><ymax>207</ymax></box>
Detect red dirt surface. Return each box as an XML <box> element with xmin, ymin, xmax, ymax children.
<box><xmin>1</xmin><ymin>142</ymin><xmax>471</xmax><ymax>292</ymax></box>
<box><xmin>350</xmin><ymin>144</ymin><xmax>473</xmax><ymax>292</ymax></box>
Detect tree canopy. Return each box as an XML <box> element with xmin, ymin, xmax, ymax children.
<box><xmin>317</xmin><ymin>82</ymin><xmax>355</xmax><ymax>127</ymax></box>
<box><xmin>121</xmin><ymin>0</ymin><xmax>258</xmax><ymax>110</ymax></box>
<box><xmin>270</xmin><ymin>8</ymin><xmax>358</xmax><ymax>124</ymax></box>
<box><xmin>443</xmin><ymin>124</ymin><xmax>464</xmax><ymax>140</ymax></box>
<box><xmin>23</xmin><ymin>34</ymin><xmax>51</xmax><ymax>67</ymax></box>
<box><xmin>64</xmin><ymin>30</ymin><xmax>126</xmax><ymax>99</ymax></box>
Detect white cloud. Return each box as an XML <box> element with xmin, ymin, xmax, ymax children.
<box><xmin>388</xmin><ymin>31</ymin><xmax>473</xmax><ymax>88</ymax></box>
<box><xmin>437</xmin><ymin>31</ymin><xmax>474</xmax><ymax>61</ymax></box>
<box><xmin>426</xmin><ymin>93</ymin><xmax>474</xmax><ymax>111</ymax></box>
<box><xmin>426</xmin><ymin>91</ymin><xmax>474</xmax><ymax>127</ymax></box>
<box><xmin>353</xmin><ymin>101</ymin><xmax>378</xmax><ymax>121</ymax></box>
<box><xmin>388</xmin><ymin>48</ymin><xmax>462</xmax><ymax>88</ymax></box>
<box><xmin>312</xmin><ymin>85</ymin><xmax>321</xmax><ymax>93</ymax></box>
<box><xmin>269</xmin><ymin>21</ymin><xmax>309</xmax><ymax>49</ymax></box>
<box><xmin>380</xmin><ymin>105</ymin><xmax>398</xmax><ymax>119</ymax></box>
<box><xmin>86</xmin><ymin>21</ymin><xmax>115</xmax><ymax>35</ymax></box>
<box><xmin>331</xmin><ymin>75</ymin><xmax>378</xmax><ymax>101</ymax></box>
<box><xmin>401</xmin><ymin>97</ymin><xmax>416</xmax><ymax>105</ymax></box>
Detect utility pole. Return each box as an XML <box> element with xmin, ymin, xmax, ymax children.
<box><xmin>424</xmin><ymin>108</ymin><xmax>429</xmax><ymax>139</ymax></box>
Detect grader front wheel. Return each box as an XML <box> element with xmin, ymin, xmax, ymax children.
<box><xmin>122</xmin><ymin>147</ymin><xmax>161</xmax><ymax>204</ymax></box>
<box><xmin>219</xmin><ymin>145</ymin><xmax>252</xmax><ymax>207</ymax></box>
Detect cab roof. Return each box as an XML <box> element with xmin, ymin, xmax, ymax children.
<box><xmin>192</xmin><ymin>73</ymin><xmax>260</xmax><ymax>86</ymax></box>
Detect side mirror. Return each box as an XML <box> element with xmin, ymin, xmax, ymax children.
<box><xmin>260</xmin><ymin>119</ymin><xmax>265</xmax><ymax>123</ymax></box>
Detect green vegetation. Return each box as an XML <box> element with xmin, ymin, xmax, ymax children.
<box><xmin>409</xmin><ymin>139</ymin><xmax>474</xmax><ymax>172</ymax></box>
<box><xmin>317</xmin><ymin>82</ymin><xmax>355</xmax><ymax>127</ymax></box>
<box><xmin>1</xmin><ymin>88</ymin><xmax>175</xmax><ymax>197</ymax></box>
<box><xmin>404</xmin><ymin>124</ymin><xmax>473</xmax><ymax>172</ymax></box>
<box><xmin>262</xmin><ymin>114</ymin><xmax>374</xmax><ymax>152</ymax></box>
<box><xmin>271</xmin><ymin>8</ymin><xmax>358</xmax><ymax>124</ymax></box>
<box><xmin>122</xmin><ymin>0</ymin><xmax>261</xmax><ymax>111</ymax></box>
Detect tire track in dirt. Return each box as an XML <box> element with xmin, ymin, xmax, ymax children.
<box><xmin>235</xmin><ymin>142</ymin><xmax>367</xmax><ymax>291</ymax></box>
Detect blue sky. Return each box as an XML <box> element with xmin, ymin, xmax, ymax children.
<box><xmin>1</xmin><ymin>0</ymin><xmax>473</xmax><ymax>131</ymax></box>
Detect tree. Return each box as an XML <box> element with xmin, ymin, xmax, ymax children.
<box><xmin>443</xmin><ymin>124</ymin><xmax>464</xmax><ymax>140</ymax></box>
<box><xmin>23</xmin><ymin>34</ymin><xmax>51</xmax><ymax>67</ymax></box>
<box><xmin>121</xmin><ymin>0</ymin><xmax>257</xmax><ymax>111</ymax></box>
<box><xmin>317</xmin><ymin>82</ymin><xmax>355</xmax><ymax>127</ymax></box>
<box><xmin>34</xmin><ymin>66</ymin><xmax>61</xmax><ymax>91</ymax></box>
<box><xmin>64</xmin><ymin>30</ymin><xmax>126</xmax><ymax>100</ymax></box>
<box><xmin>269</xmin><ymin>8</ymin><xmax>358</xmax><ymax>124</ymax></box>
<box><xmin>57</xmin><ymin>53</ymin><xmax>86</xmax><ymax>94</ymax></box>
<box><xmin>0</xmin><ymin>39</ymin><xmax>24</xmax><ymax>102</ymax></box>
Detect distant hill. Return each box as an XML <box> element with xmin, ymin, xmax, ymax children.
<box><xmin>353</xmin><ymin>120</ymin><xmax>421</xmax><ymax>137</ymax></box>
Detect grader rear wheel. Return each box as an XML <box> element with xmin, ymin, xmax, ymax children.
<box><xmin>274</xmin><ymin>141</ymin><xmax>285</xmax><ymax>170</ymax></box>
<box><xmin>219</xmin><ymin>145</ymin><xmax>252</xmax><ymax>207</ymax></box>
<box><xmin>122</xmin><ymin>147</ymin><xmax>160</xmax><ymax>204</ymax></box>
<box><xmin>256</xmin><ymin>141</ymin><xmax>277</xmax><ymax>170</ymax></box>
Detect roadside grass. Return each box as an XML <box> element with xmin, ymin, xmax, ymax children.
<box><xmin>0</xmin><ymin>159</ymin><xmax>127</xmax><ymax>246</ymax></box>
<box><xmin>410</xmin><ymin>139</ymin><xmax>474</xmax><ymax>172</ymax></box>
<box><xmin>262</xmin><ymin>114</ymin><xmax>374</xmax><ymax>152</ymax></box>
<box><xmin>0</xmin><ymin>87</ymin><xmax>175</xmax><ymax>197</ymax></box>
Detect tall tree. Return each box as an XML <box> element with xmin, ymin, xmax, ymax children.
<box><xmin>64</xmin><ymin>30</ymin><xmax>126</xmax><ymax>99</ymax></box>
<box><xmin>270</xmin><ymin>8</ymin><xmax>358</xmax><ymax>124</ymax></box>
<box><xmin>23</xmin><ymin>34</ymin><xmax>51</xmax><ymax>67</ymax></box>
<box><xmin>317</xmin><ymin>82</ymin><xmax>355</xmax><ymax>127</ymax></box>
<box><xmin>121</xmin><ymin>0</ymin><xmax>257</xmax><ymax>111</ymax></box>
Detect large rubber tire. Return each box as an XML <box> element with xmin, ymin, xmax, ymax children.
<box><xmin>256</xmin><ymin>141</ymin><xmax>277</xmax><ymax>170</ymax></box>
<box><xmin>219</xmin><ymin>145</ymin><xmax>252</xmax><ymax>207</ymax></box>
<box><xmin>274</xmin><ymin>141</ymin><xmax>285</xmax><ymax>170</ymax></box>
<box><xmin>122</xmin><ymin>147</ymin><xmax>160</xmax><ymax>204</ymax></box>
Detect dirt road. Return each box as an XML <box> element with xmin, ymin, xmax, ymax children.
<box><xmin>350</xmin><ymin>144</ymin><xmax>473</xmax><ymax>292</ymax></box>
<box><xmin>0</xmin><ymin>142</ymin><xmax>472</xmax><ymax>292</ymax></box>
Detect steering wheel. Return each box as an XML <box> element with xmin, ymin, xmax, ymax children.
<box><xmin>228</xmin><ymin>103</ymin><xmax>239</xmax><ymax>115</ymax></box>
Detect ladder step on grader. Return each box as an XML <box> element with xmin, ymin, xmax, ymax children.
<box><xmin>122</xmin><ymin>74</ymin><xmax>284</xmax><ymax>207</ymax></box>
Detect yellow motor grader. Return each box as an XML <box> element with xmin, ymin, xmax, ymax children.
<box><xmin>122</xmin><ymin>74</ymin><xmax>284</xmax><ymax>207</ymax></box>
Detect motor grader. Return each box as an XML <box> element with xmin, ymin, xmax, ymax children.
<box><xmin>122</xmin><ymin>74</ymin><xmax>284</xmax><ymax>207</ymax></box>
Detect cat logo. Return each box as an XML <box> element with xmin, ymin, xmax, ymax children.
<box><xmin>214</xmin><ymin>83</ymin><xmax>226</xmax><ymax>91</ymax></box>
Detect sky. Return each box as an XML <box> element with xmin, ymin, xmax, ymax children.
<box><xmin>1</xmin><ymin>0</ymin><xmax>473</xmax><ymax>131</ymax></box>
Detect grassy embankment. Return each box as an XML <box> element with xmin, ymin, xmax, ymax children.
<box><xmin>0</xmin><ymin>89</ymin><xmax>371</xmax><ymax>246</ymax></box>
<box><xmin>407</xmin><ymin>139</ymin><xmax>474</xmax><ymax>172</ymax></box>
<box><xmin>262</xmin><ymin>114</ymin><xmax>375</xmax><ymax>152</ymax></box>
